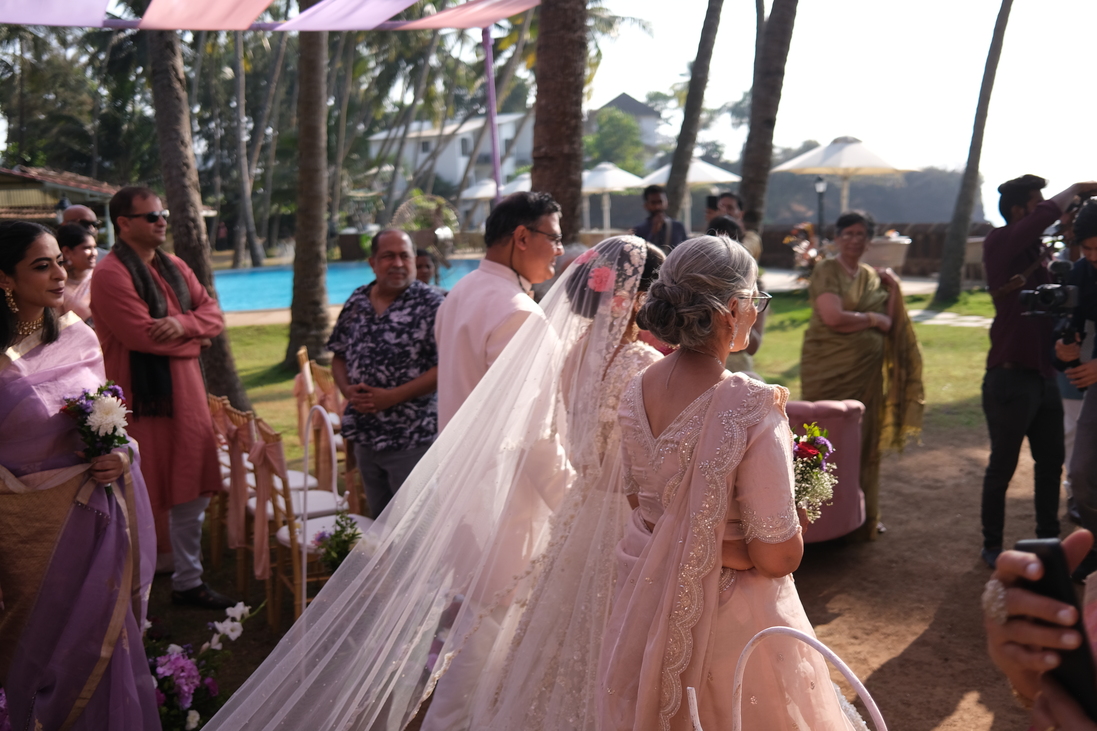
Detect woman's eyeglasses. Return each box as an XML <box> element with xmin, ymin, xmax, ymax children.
<box><xmin>737</xmin><ymin>291</ymin><xmax>772</xmax><ymax>312</ymax></box>
<box><xmin>121</xmin><ymin>210</ymin><xmax>170</xmax><ymax>224</ymax></box>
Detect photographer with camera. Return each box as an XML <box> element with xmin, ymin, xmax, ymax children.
<box><xmin>1054</xmin><ymin>200</ymin><xmax>1097</xmax><ymax>580</ymax></box>
<box><xmin>981</xmin><ymin>175</ymin><xmax>1097</xmax><ymax>570</ymax></box>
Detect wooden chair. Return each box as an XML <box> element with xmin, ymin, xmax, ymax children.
<box><xmin>223</xmin><ymin>403</ymin><xmax>259</xmax><ymax>593</ymax></box>
<box><xmin>295</xmin><ymin>346</ymin><xmax>352</xmax><ymax>496</ymax></box>
<box><xmin>258</xmin><ymin>419</ymin><xmax>371</xmax><ymax>629</ymax></box>
<box><xmin>207</xmin><ymin>394</ymin><xmax>231</xmax><ymax>571</ymax></box>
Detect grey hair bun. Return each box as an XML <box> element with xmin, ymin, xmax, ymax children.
<box><xmin>637</xmin><ymin>235</ymin><xmax>757</xmax><ymax>349</ymax></box>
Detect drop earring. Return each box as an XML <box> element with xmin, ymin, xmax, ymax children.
<box><xmin>3</xmin><ymin>288</ymin><xmax>17</xmax><ymax>314</ymax></box>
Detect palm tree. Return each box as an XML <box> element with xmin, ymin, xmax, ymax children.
<box><xmin>147</xmin><ymin>29</ymin><xmax>252</xmax><ymax>409</ymax></box>
<box><xmin>665</xmin><ymin>0</ymin><xmax>724</xmax><ymax>223</ymax></box>
<box><xmin>531</xmin><ymin>0</ymin><xmax>588</xmax><ymax>244</ymax></box>
<box><xmin>233</xmin><ymin>31</ymin><xmax>264</xmax><ymax>268</ymax></box>
<box><xmin>284</xmin><ymin>0</ymin><xmax>332</xmax><ymax>367</ymax></box>
<box><xmin>934</xmin><ymin>0</ymin><xmax>1013</xmax><ymax>303</ymax></box>
<box><xmin>737</xmin><ymin>0</ymin><xmax>799</xmax><ymax>235</ymax></box>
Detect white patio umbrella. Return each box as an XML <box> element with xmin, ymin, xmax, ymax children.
<box><xmin>460</xmin><ymin>177</ymin><xmax>498</xmax><ymax>200</ymax></box>
<box><xmin>771</xmin><ymin>136</ymin><xmax>905</xmax><ymax>212</ymax></box>
<box><xmin>500</xmin><ymin>172</ymin><xmax>531</xmax><ymax>196</ymax></box>
<box><xmin>581</xmin><ymin>161</ymin><xmax>644</xmax><ymax>232</ymax></box>
<box><xmin>641</xmin><ymin>159</ymin><xmax>742</xmax><ymax>233</ymax></box>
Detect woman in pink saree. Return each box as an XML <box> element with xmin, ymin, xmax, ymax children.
<box><xmin>0</xmin><ymin>222</ymin><xmax>159</xmax><ymax>731</ymax></box>
<box><xmin>598</xmin><ymin>237</ymin><xmax>862</xmax><ymax>731</ymax></box>
<box><xmin>57</xmin><ymin>223</ymin><xmax>98</xmax><ymax>325</ymax></box>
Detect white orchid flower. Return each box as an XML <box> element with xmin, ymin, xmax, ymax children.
<box><xmin>225</xmin><ymin>602</ymin><xmax>250</xmax><ymax>621</ymax></box>
<box><xmin>185</xmin><ymin>709</ymin><xmax>201</xmax><ymax>730</ymax></box>
<box><xmin>166</xmin><ymin>643</ymin><xmax>184</xmax><ymax>655</ymax></box>
<box><xmin>209</xmin><ymin>634</ymin><xmax>223</xmax><ymax>651</ymax></box>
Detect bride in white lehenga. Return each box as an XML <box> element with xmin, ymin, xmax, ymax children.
<box><xmin>204</xmin><ymin>235</ymin><xmax>665</xmax><ymax>731</ymax></box>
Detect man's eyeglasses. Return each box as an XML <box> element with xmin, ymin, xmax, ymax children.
<box><xmin>737</xmin><ymin>291</ymin><xmax>772</xmax><ymax>313</ymax></box>
<box><xmin>525</xmin><ymin>227</ymin><xmax>564</xmax><ymax>245</ymax></box>
<box><xmin>75</xmin><ymin>219</ymin><xmax>100</xmax><ymax>230</ymax></box>
<box><xmin>121</xmin><ymin>210</ymin><xmax>170</xmax><ymax>224</ymax></box>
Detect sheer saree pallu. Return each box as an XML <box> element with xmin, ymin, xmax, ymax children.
<box><xmin>598</xmin><ymin>377</ymin><xmax>855</xmax><ymax>731</ymax></box>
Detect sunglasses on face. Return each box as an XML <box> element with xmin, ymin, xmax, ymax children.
<box><xmin>75</xmin><ymin>219</ymin><xmax>100</xmax><ymax>230</ymax></box>
<box><xmin>121</xmin><ymin>210</ymin><xmax>170</xmax><ymax>224</ymax></box>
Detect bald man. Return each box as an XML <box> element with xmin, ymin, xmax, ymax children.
<box><xmin>62</xmin><ymin>205</ymin><xmax>108</xmax><ymax>255</ymax></box>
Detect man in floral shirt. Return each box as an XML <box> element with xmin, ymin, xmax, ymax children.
<box><xmin>328</xmin><ymin>229</ymin><xmax>445</xmax><ymax>517</ymax></box>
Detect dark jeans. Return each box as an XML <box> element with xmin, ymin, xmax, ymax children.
<box><xmin>1068</xmin><ymin>386</ymin><xmax>1097</xmax><ymax>537</ymax></box>
<box><xmin>981</xmin><ymin>367</ymin><xmax>1063</xmax><ymax>550</ymax></box>
<box><xmin>353</xmin><ymin>442</ymin><xmax>431</xmax><ymax>518</ymax></box>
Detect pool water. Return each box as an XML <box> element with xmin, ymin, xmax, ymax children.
<box><xmin>212</xmin><ymin>258</ymin><xmax>482</xmax><ymax>312</ymax></box>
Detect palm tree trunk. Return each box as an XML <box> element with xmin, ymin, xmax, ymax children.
<box><xmin>284</xmin><ymin>1</ymin><xmax>331</xmax><ymax>367</ymax></box>
<box><xmin>666</xmin><ymin>0</ymin><xmax>724</xmax><ymax>222</ymax></box>
<box><xmin>935</xmin><ymin>0</ymin><xmax>1013</xmax><ymax>303</ymax></box>
<box><xmin>738</xmin><ymin>0</ymin><xmax>798</xmax><ymax>234</ymax></box>
<box><xmin>531</xmin><ymin>0</ymin><xmax>587</xmax><ymax>245</ymax></box>
<box><xmin>330</xmin><ymin>36</ymin><xmax>356</xmax><ymax>234</ymax></box>
<box><xmin>379</xmin><ymin>30</ymin><xmax>442</xmax><ymax>226</ymax></box>
<box><xmin>234</xmin><ymin>31</ymin><xmax>264</xmax><ymax>267</ymax></box>
<box><xmin>247</xmin><ymin>31</ymin><xmax>289</xmax><ymax>181</ymax></box>
<box><xmin>147</xmin><ymin>29</ymin><xmax>252</xmax><ymax>410</ymax></box>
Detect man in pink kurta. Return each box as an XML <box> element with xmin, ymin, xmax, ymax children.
<box><xmin>91</xmin><ymin>186</ymin><xmax>234</xmax><ymax>609</ymax></box>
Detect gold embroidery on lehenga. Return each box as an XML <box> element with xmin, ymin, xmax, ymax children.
<box><xmin>656</xmin><ymin>378</ymin><xmax>786</xmax><ymax>730</ymax></box>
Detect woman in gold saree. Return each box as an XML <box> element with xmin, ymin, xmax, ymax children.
<box><xmin>800</xmin><ymin>211</ymin><xmax>923</xmax><ymax>540</ymax></box>
<box><xmin>0</xmin><ymin>222</ymin><xmax>159</xmax><ymax>730</ymax></box>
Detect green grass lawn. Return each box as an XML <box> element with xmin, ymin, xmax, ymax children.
<box><xmin>226</xmin><ymin>289</ymin><xmax>994</xmax><ymax>450</ymax></box>
<box><xmin>753</xmin><ymin>291</ymin><xmax>989</xmax><ymax>433</ymax></box>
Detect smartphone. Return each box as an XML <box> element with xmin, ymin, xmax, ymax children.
<box><xmin>1013</xmin><ymin>538</ymin><xmax>1097</xmax><ymax>720</ymax></box>
<box><xmin>706</xmin><ymin>195</ymin><xmax>719</xmax><ymax>211</ymax></box>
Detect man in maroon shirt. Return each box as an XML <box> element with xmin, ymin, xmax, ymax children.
<box><xmin>980</xmin><ymin>175</ymin><xmax>1097</xmax><ymax>569</ymax></box>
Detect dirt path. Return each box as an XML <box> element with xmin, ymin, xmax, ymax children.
<box><xmin>796</xmin><ymin>426</ymin><xmax>1044</xmax><ymax>730</ymax></box>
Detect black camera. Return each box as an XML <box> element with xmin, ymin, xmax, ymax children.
<box><xmin>1022</xmin><ymin>259</ymin><xmax>1083</xmax><ymax>377</ymax></box>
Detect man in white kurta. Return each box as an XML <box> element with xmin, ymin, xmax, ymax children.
<box><xmin>424</xmin><ymin>192</ymin><xmax>564</xmax><ymax>731</ymax></box>
<box><xmin>434</xmin><ymin>192</ymin><xmax>564</xmax><ymax>430</ymax></box>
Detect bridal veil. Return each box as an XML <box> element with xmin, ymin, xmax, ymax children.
<box><xmin>204</xmin><ymin>235</ymin><xmax>652</xmax><ymax>730</ymax></box>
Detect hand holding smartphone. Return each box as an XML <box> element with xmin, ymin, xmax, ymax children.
<box><xmin>1013</xmin><ymin>538</ymin><xmax>1097</xmax><ymax>721</ymax></box>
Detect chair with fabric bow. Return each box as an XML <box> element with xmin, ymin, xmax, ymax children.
<box><xmin>257</xmin><ymin>418</ymin><xmax>372</xmax><ymax>628</ymax></box>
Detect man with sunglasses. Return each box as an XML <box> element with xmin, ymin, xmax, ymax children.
<box><xmin>92</xmin><ymin>186</ymin><xmax>235</xmax><ymax>609</ymax></box>
<box><xmin>61</xmin><ymin>204</ymin><xmax>110</xmax><ymax>257</ymax></box>
<box><xmin>434</xmin><ymin>191</ymin><xmax>564</xmax><ymax>430</ymax></box>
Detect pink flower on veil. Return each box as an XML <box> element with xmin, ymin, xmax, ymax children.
<box><xmin>587</xmin><ymin>266</ymin><xmax>614</xmax><ymax>292</ymax></box>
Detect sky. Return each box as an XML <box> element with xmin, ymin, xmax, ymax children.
<box><xmin>588</xmin><ymin>0</ymin><xmax>1097</xmax><ymax>225</ymax></box>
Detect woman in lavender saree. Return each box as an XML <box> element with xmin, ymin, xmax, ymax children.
<box><xmin>0</xmin><ymin>222</ymin><xmax>159</xmax><ymax>731</ymax></box>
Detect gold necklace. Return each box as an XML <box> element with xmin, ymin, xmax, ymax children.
<box><xmin>16</xmin><ymin>316</ymin><xmax>44</xmax><ymax>336</ymax></box>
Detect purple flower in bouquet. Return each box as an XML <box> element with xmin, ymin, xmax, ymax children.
<box><xmin>203</xmin><ymin>677</ymin><xmax>219</xmax><ymax>698</ymax></box>
<box><xmin>791</xmin><ymin>422</ymin><xmax>838</xmax><ymax>523</ymax></box>
<box><xmin>154</xmin><ymin>688</ymin><xmax>166</xmax><ymax>707</ymax></box>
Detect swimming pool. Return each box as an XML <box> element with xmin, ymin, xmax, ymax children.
<box><xmin>212</xmin><ymin>258</ymin><xmax>482</xmax><ymax>312</ymax></box>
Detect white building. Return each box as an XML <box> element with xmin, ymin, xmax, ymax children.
<box><xmin>367</xmin><ymin>111</ymin><xmax>534</xmax><ymax>200</ymax></box>
<box><xmin>596</xmin><ymin>93</ymin><xmax>663</xmax><ymax>148</ymax></box>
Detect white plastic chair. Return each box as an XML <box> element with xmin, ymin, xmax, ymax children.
<box><xmin>686</xmin><ymin>625</ymin><xmax>887</xmax><ymax>731</ymax></box>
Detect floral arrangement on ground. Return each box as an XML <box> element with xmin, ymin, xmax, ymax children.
<box><xmin>147</xmin><ymin>601</ymin><xmax>261</xmax><ymax>730</ymax></box>
<box><xmin>792</xmin><ymin>422</ymin><xmax>838</xmax><ymax>523</ymax></box>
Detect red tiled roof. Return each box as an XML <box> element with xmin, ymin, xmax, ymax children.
<box><xmin>0</xmin><ymin>166</ymin><xmax>120</xmax><ymax>196</ymax></box>
<box><xmin>0</xmin><ymin>206</ymin><xmax>57</xmax><ymax>221</ymax></box>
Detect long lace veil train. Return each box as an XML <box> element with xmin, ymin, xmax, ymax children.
<box><xmin>204</xmin><ymin>236</ymin><xmax>650</xmax><ymax>730</ymax></box>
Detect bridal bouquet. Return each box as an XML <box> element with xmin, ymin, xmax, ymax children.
<box><xmin>146</xmin><ymin>602</ymin><xmax>259</xmax><ymax>730</ymax></box>
<box><xmin>60</xmin><ymin>382</ymin><xmax>132</xmax><ymax>495</ymax></box>
<box><xmin>791</xmin><ymin>422</ymin><xmax>837</xmax><ymax>523</ymax></box>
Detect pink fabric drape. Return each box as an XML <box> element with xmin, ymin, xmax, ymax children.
<box><xmin>248</xmin><ymin>439</ymin><xmax>289</xmax><ymax>580</ymax></box>
<box><xmin>139</xmin><ymin>0</ymin><xmax>272</xmax><ymax>29</ymax></box>
<box><xmin>384</xmin><ymin>0</ymin><xmax>539</xmax><ymax>30</ymax></box>
<box><xmin>0</xmin><ymin>0</ymin><xmax>110</xmax><ymax>27</ymax></box>
<box><xmin>279</xmin><ymin>0</ymin><xmax>418</xmax><ymax>31</ymax></box>
<box><xmin>221</xmin><ymin>418</ymin><xmax>253</xmax><ymax>552</ymax></box>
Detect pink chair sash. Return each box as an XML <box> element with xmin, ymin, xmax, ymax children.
<box><xmin>223</xmin><ymin>419</ymin><xmax>253</xmax><ymax>551</ymax></box>
<box><xmin>247</xmin><ymin>439</ymin><xmax>290</xmax><ymax>580</ymax></box>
